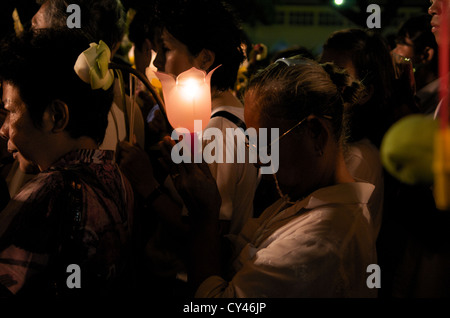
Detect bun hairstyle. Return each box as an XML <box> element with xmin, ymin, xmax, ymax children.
<box><xmin>320</xmin><ymin>62</ymin><xmax>366</xmax><ymax>143</ymax></box>
<box><xmin>322</xmin><ymin>29</ymin><xmax>394</xmax><ymax>108</ymax></box>
<box><xmin>320</xmin><ymin>62</ymin><xmax>365</xmax><ymax>108</ymax></box>
<box><xmin>246</xmin><ymin>58</ymin><xmax>363</xmax><ymax>142</ymax></box>
<box><xmin>322</xmin><ymin>28</ymin><xmax>397</xmax><ymax>146</ymax></box>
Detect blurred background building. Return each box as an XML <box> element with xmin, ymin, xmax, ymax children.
<box><xmin>230</xmin><ymin>0</ymin><xmax>430</xmax><ymax>57</ymax></box>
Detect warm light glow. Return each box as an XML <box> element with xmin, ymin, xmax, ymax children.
<box><xmin>179</xmin><ymin>78</ymin><xmax>201</xmax><ymax>101</ymax></box>
<box><xmin>128</xmin><ymin>45</ymin><xmax>135</xmax><ymax>66</ymax></box>
<box><xmin>154</xmin><ymin>66</ymin><xmax>220</xmax><ymax>133</ymax></box>
<box><xmin>149</xmin><ymin>50</ymin><xmax>157</xmax><ymax>72</ymax></box>
<box><xmin>334</xmin><ymin>0</ymin><xmax>344</xmax><ymax>5</ymax></box>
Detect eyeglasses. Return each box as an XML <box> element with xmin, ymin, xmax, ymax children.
<box><xmin>246</xmin><ymin>56</ymin><xmax>333</xmax><ymax>161</ymax></box>
<box><xmin>245</xmin><ymin>115</ymin><xmax>333</xmax><ymax>157</ymax></box>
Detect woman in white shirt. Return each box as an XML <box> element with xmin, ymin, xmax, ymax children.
<box><xmin>162</xmin><ymin>57</ymin><xmax>378</xmax><ymax>298</ymax></box>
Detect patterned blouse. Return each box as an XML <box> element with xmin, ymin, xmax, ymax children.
<box><xmin>0</xmin><ymin>149</ymin><xmax>134</xmax><ymax>296</ymax></box>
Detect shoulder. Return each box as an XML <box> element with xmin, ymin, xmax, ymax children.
<box><xmin>298</xmin><ymin>182</ymin><xmax>375</xmax><ymax>239</ymax></box>
<box><xmin>345</xmin><ymin>139</ymin><xmax>382</xmax><ymax>183</ymax></box>
<box><xmin>346</xmin><ymin>138</ymin><xmax>380</xmax><ymax>164</ymax></box>
<box><xmin>13</xmin><ymin>171</ymin><xmax>65</xmax><ymax>204</ymax></box>
<box><xmin>207</xmin><ymin>106</ymin><xmax>245</xmax><ymax>130</ymax></box>
<box><xmin>255</xmin><ymin>203</ymin><xmax>373</xmax><ymax>272</ymax></box>
<box><xmin>0</xmin><ymin>170</ymin><xmax>67</xmax><ymax>247</ymax></box>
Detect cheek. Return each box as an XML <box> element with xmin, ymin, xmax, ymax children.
<box><xmin>165</xmin><ymin>52</ymin><xmax>194</xmax><ymax>77</ymax></box>
<box><xmin>393</xmin><ymin>45</ymin><xmax>408</xmax><ymax>58</ymax></box>
<box><xmin>275</xmin><ymin>146</ymin><xmax>302</xmax><ymax>181</ymax></box>
<box><xmin>8</xmin><ymin>115</ymin><xmax>36</xmax><ymax>149</ymax></box>
<box><xmin>133</xmin><ymin>49</ymin><xmax>144</xmax><ymax>67</ymax></box>
<box><xmin>7</xmin><ymin>116</ymin><xmax>21</xmax><ymax>143</ymax></box>
<box><xmin>275</xmin><ymin>140</ymin><xmax>317</xmax><ymax>184</ymax></box>
<box><xmin>401</xmin><ymin>47</ymin><xmax>413</xmax><ymax>59</ymax></box>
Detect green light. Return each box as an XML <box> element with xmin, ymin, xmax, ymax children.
<box><xmin>334</xmin><ymin>0</ymin><xmax>344</xmax><ymax>5</ymax></box>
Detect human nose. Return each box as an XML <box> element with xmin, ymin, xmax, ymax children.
<box><xmin>429</xmin><ymin>0</ymin><xmax>441</xmax><ymax>16</ymax></box>
<box><xmin>153</xmin><ymin>51</ymin><xmax>164</xmax><ymax>72</ymax></box>
<box><xmin>0</xmin><ymin>114</ymin><xmax>10</xmax><ymax>141</ymax></box>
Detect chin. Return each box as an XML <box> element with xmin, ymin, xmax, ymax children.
<box><xmin>18</xmin><ymin>159</ymin><xmax>40</xmax><ymax>175</ymax></box>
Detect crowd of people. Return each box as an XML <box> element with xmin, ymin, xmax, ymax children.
<box><xmin>0</xmin><ymin>0</ymin><xmax>448</xmax><ymax>299</ymax></box>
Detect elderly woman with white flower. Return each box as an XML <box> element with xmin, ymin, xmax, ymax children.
<box><xmin>0</xmin><ymin>29</ymin><xmax>134</xmax><ymax>297</ymax></box>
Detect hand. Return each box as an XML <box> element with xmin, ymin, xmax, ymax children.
<box><xmin>147</xmin><ymin>108</ymin><xmax>169</xmax><ymax>138</ymax></box>
<box><xmin>136</xmin><ymin>87</ymin><xmax>157</xmax><ymax>119</ymax></box>
<box><xmin>159</xmin><ymin>136</ymin><xmax>221</xmax><ymax>223</ymax></box>
<box><xmin>116</xmin><ymin>135</ymin><xmax>159</xmax><ymax>198</ymax></box>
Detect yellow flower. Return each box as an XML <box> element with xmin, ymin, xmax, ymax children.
<box><xmin>74</xmin><ymin>40</ymin><xmax>115</xmax><ymax>90</ymax></box>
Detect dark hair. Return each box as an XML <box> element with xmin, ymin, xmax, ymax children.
<box><xmin>396</xmin><ymin>14</ymin><xmax>438</xmax><ymax>73</ymax></box>
<box><xmin>37</xmin><ymin>0</ymin><xmax>126</xmax><ymax>49</ymax></box>
<box><xmin>323</xmin><ymin>29</ymin><xmax>394</xmax><ymax>107</ymax></box>
<box><xmin>245</xmin><ymin>58</ymin><xmax>363</xmax><ymax>142</ymax></box>
<box><xmin>153</xmin><ymin>0</ymin><xmax>246</xmax><ymax>91</ymax></box>
<box><xmin>128</xmin><ymin>6</ymin><xmax>159</xmax><ymax>51</ymax></box>
<box><xmin>322</xmin><ymin>28</ymin><xmax>397</xmax><ymax>146</ymax></box>
<box><xmin>0</xmin><ymin>29</ymin><xmax>114</xmax><ymax>144</ymax></box>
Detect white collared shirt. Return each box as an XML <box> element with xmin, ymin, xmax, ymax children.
<box><xmin>195</xmin><ymin>182</ymin><xmax>377</xmax><ymax>298</ymax></box>
<box><xmin>345</xmin><ymin>138</ymin><xmax>384</xmax><ymax>239</ymax></box>
<box><xmin>417</xmin><ymin>77</ymin><xmax>441</xmax><ymax>115</ymax></box>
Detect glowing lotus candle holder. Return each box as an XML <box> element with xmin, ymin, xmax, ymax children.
<box><xmin>155</xmin><ymin>66</ymin><xmax>220</xmax><ymax>133</ymax></box>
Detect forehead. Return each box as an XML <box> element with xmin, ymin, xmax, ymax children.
<box><xmin>32</xmin><ymin>1</ymin><xmax>52</xmax><ymax>29</ymax></box>
<box><xmin>161</xmin><ymin>29</ymin><xmax>180</xmax><ymax>44</ymax></box>
<box><xmin>2</xmin><ymin>83</ymin><xmax>28</xmax><ymax>114</ymax></box>
<box><xmin>2</xmin><ymin>82</ymin><xmax>21</xmax><ymax>101</ymax></box>
<box><xmin>397</xmin><ymin>35</ymin><xmax>414</xmax><ymax>46</ymax></box>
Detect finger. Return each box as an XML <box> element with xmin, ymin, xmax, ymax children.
<box><xmin>160</xmin><ymin>136</ymin><xmax>199</xmax><ymax>184</ymax></box>
<box><xmin>159</xmin><ymin>137</ymin><xmax>172</xmax><ymax>161</ymax></box>
<box><xmin>137</xmin><ymin>89</ymin><xmax>156</xmax><ymax>103</ymax></box>
<box><xmin>162</xmin><ymin>135</ymin><xmax>177</xmax><ymax>151</ymax></box>
<box><xmin>115</xmin><ymin>140</ymin><xmax>129</xmax><ymax>159</ymax></box>
<box><xmin>131</xmin><ymin>134</ymin><xmax>143</xmax><ymax>149</ymax></box>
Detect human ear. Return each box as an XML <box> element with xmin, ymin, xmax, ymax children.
<box><xmin>197</xmin><ymin>49</ymin><xmax>215</xmax><ymax>71</ymax></box>
<box><xmin>47</xmin><ymin>100</ymin><xmax>69</xmax><ymax>133</ymax></box>
<box><xmin>306</xmin><ymin>115</ymin><xmax>328</xmax><ymax>156</ymax></box>
<box><xmin>421</xmin><ymin>47</ymin><xmax>435</xmax><ymax>63</ymax></box>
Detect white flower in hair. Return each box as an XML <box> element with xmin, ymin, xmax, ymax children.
<box><xmin>74</xmin><ymin>40</ymin><xmax>114</xmax><ymax>90</ymax></box>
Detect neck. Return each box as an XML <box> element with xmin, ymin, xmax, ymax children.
<box><xmin>334</xmin><ymin>145</ymin><xmax>355</xmax><ymax>184</ymax></box>
<box><xmin>414</xmin><ymin>66</ymin><xmax>439</xmax><ymax>90</ymax></box>
<box><xmin>211</xmin><ymin>88</ymin><xmax>243</xmax><ymax>110</ymax></box>
<box><xmin>38</xmin><ymin>135</ymin><xmax>98</xmax><ymax>171</ymax></box>
<box><xmin>282</xmin><ymin>144</ymin><xmax>353</xmax><ymax>202</ymax></box>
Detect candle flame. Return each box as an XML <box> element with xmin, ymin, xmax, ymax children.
<box><xmin>179</xmin><ymin>78</ymin><xmax>201</xmax><ymax>100</ymax></box>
